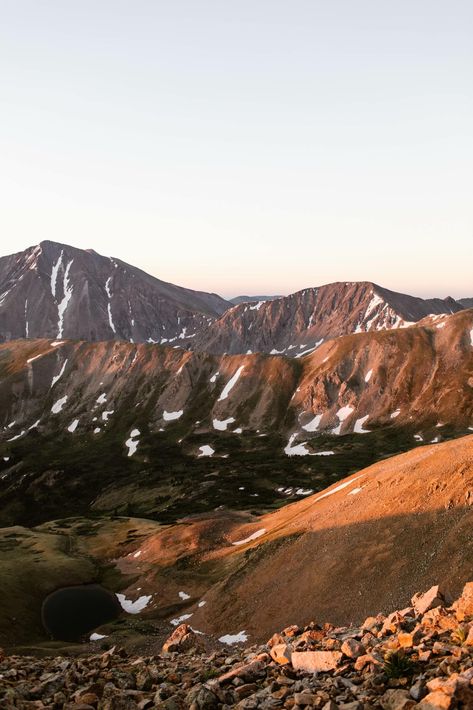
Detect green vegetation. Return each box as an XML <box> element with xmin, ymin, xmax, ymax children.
<box><xmin>383</xmin><ymin>649</ymin><xmax>415</xmax><ymax>678</ymax></box>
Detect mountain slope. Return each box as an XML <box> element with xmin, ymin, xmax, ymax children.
<box><xmin>0</xmin><ymin>240</ymin><xmax>229</xmax><ymax>343</ymax></box>
<box><xmin>114</xmin><ymin>433</ymin><xmax>473</xmax><ymax>643</ymax></box>
<box><xmin>0</xmin><ymin>308</ymin><xmax>472</xmax><ymax>525</ymax></box>
<box><xmin>191</xmin><ymin>281</ymin><xmax>464</xmax><ymax>356</ymax></box>
<box><xmin>3</xmin><ymin>434</ymin><xmax>473</xmax><ymax>648</ymax></box>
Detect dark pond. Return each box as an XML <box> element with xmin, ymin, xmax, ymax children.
<box><xmin>42</xmin><ymin>584</ymin><xmax>121</xmax><ymax>641</ymax></box>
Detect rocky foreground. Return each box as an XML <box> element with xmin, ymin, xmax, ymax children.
<box><xmin>3</xmin><ymin>584</ymin><xmax>473</xmax><ymax>709</ymax></box>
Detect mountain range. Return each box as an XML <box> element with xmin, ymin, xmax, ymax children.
<box><xmin>0</xmin><ymin>240</ymin><xmax>470</xmax><ymax>355</ymax></box>
<box><xmin>1</xmin><ymin>238</ymin><xmax>473</xmax><ymax>659</ymax></box>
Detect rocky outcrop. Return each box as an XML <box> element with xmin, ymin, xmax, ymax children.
<box><xmin>3</xmin><ymin>582</ymin><xmax>473</xmax><ymax>708</ymax></box>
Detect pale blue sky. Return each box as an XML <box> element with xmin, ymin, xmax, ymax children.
<box><xmin>1</xmin><ymin>1</ymin><xmax>472</xmax><ymax>298</ymax></box>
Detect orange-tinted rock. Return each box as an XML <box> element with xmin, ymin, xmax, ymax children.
<box><xmin>291</xmin><ymin>651</ymin><xmax>342</xmax><ymax>673</ymax></box>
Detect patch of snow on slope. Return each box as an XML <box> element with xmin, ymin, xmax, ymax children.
<box><xmin>8</xmin><ymin>430</ymin><xmax>25</xmax><ymax>442</ymax></box>
<box><xmin>213</xmin><ymin>417</ymin><xmax>235</xmax><ymax>431</ymax></box>
<box><xmin>67</xmin><ymin>419</ymin><xmax>79</xmax><ymax>433</ymax></box>
<box><xmin>96</xmin><ymin>393</ymin><xmax>107</xmax><ymax>404</ymax></box>
<box><xmin>102</xmin><ymin>410</ymin><xmax>114</xmax><ymax>421</ymax></box>
<box><xmin>354</xmin><ymin>415</ymin><xmax>370</xmax><ymax>434</ymax></box>
<box><xmin>116</xmin><ymin>593</ymin><xmax>152</xmax><ymax>614</ymax></box>
<box><xmin>348</xmin><ymin>487</ymin><xmax>363</xmax><ymax>495</ymax></box>
<box><xmin>332</xmin><ymin>405</ymin><xmax>354</xmax><ymax>435</ymax></box>
<box><xmin>270</xmin><ymin>348</ymin><xmax>285</xmax><ymax>354</ymax></box>
<box><xmin>57</xmin><ymin>260</ymin><xmax>74</xmax><ymax>338</ymax></box>
<box><xmin>390</xmin><ymin>409</ymin><xmax>401</xmax><ymax>419</ymax></box>
<box><xmin>28</xmin><ymin>419</ymin><xmax>40</xmax><ymax>430</ymax></box>
<box><xmin>210</xmin><ymin>371</ymin><xmax>219</xmax><ymax>383</ymax></box>
<box><xmin>179</xmin><ymin>591</ymin><xmax>190</xmax><ymax>600</ymax></box>
<box><xmin>90</xmin><ymin>633</ymin><xmax>108</xmax><ymax>641</ymax></box>
<box><xmin>301</xmin><ymin>414</ymin><xmax>323</xmax><ymax>432</ymax></box>
<box><xmin>51</xmin><ymin>396</ymin><xmax>67</xmax><ymax>414</ymax></box>
<box><xmin>105</xmin><ymin>277</ymin><xmax>116</xmax><ymax>334</ymax></box>
<box><xmin>27</xmin><ymin>353</ymin><xmax>45</xmax><ymax>363</ymax></box>
<box><xmin>51</xmin><ymin>359</ymin><xmax>68</xmax><ymax>388</ymax></box>
<box><xmin>218</xmin><ymin>366</ymin><xmax>244</xmax><ymax>401</ymax></box>
<box><xmin>219</xmin><ymin>631</ymin><xmax>248</xmax><ymax>645</ymax></box>
<box><xmin>171</xmin><ymin>613</ymin><xmax>193</xmax><ymax>626</ymax></box>
<box><xmin>163</xmin><ymin>409</ymin><xmax>183</xmax><ymax>421</ymax></box>
<box><xmin>313</xmin><ymin>450</ymin><xmax>335</xmax><ymax>456</ymax></box>
<box><xmin>51</xmin><ymin>341</ymin><xmax>64</xmax><ymax>347</ymax></box>
<box><xmin>50</xmin><ymin>250</ymin><xmax>63</xmax><ymax>297</ymax></box>
<box><xmin>125</xmin><ymin>429</ymin><xmax>140</xmax><ymax>456</ymax></box>
<box><xmin>285</xmin><ymin>433</ymin><xmax>311</xmax><ymax>456</ymax></box>
<box><xmin>470</xmin><ymin>328</ymin><xmax>473</xmax><ymax>347</ymax></box>
<box><xmin>312</xmin><ymin>474</ymin><xmax>364</xmax><ymax>504</ymax></box>
<box><xmin>365</xmin><ymin>369</ymin><xmax>373</xmax><ymax>383</ymax></box>
<box><xmin>198</xmin><ymin>445</ymin><xmax>214</xmax><ymax>457</ymax></box>
<box><xmin>232</xmin><ymin>528</ymin><xmax>266</xmax><ymax>546</ymax></box>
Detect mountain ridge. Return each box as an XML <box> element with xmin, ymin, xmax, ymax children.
<box><xmin>0</xmin><ymin>241</ymin><xmax>471</xmax><ymax>355</ymax></box>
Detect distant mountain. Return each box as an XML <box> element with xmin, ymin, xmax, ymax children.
<box><xmin>460</xmin><ymin>298</ymin><xmax>473</xmax><ymax>308</ymax></box>
<box><xmin>0</xmin><ymin>241</ymin><xmax>469</xmax><ymax>355</ymax></box>
<box><xmin>0</xmin><ymin>241</ymin><xmax>229</xmax><ymax>343</ymax></box>
<box><xmin>229</xmin><ymin>295</ymin><xmax>281</xmax><ymax>305</ymax></box>
<box><xmin>191</xmin><ymin>281</ymin><xmax>464</xmax><ymax>356</ymax></box>
<box><xmin>1</xmin><ymin>307</ymin><xmax>472</xmax><ymax>526</ymax></box>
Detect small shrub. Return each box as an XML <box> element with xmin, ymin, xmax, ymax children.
<box><xmin>383</xmin><ymin>649</ymin><xmax>415</xmax><ymax>678</ymax></box>
<box><xmin>452</xmin><ymin>625</ymin><xmax>469</xmax><ymax>646</ymax></box>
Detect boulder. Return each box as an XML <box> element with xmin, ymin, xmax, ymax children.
<box><xmin>162</xmin><ymin>624</ymin><xmax>201</xmax><ymax>654</ymax></box>
<box><xmin>291</xmin><ymin>650</ymin><xmax>342</xmax><ymax>673</ymax></box>
<box><xmin>411</xmin><ymin>586</ymin><xmax>445</xmax><ymax>615</ymax></box>
<box><xmin>452</xmin><ymin>581</ymin><xmax>473</xmax><ymax>621</ymax></box>
<box><xmin>341</xmin><ymin>638</ymin><xmax>365</xmax><ymax>659</ymax></box>
<box><xmin>217</xmin><ymin>653</ymin><xmax>269</xmax><ymax>685</ymax></box>
<box><xmin>269</xmin><ymin>643</ymin><xmax>293</xmax><ymax>665</ymax></box>
<box><xmin>379</xmin><ymin>689</ymin><xmax>416</xmax><ymax>709</ymax></box>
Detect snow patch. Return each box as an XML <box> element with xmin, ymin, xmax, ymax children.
<box><xmin>51</xmin><ymin>396</ymin><xmax>67</xmax><ymax>414</ymax></box>
<box><xmin>301</xmin><ymin>414</ymin><xmax>323</xmax><ymax>432</ymax></box>
<box><xmin>218</xmin><ymin>366</ymin><xmax>244</xmax><ymax>401</ymax></box>
<box><xmin>179</xmin><ymin>591</ymin><xmax>190</xmax><ymax>600</ymax></box>
<box><xmin>332</xmin><ymin>405</ymin><xmax>354</xmax><ymax>435</ymax></box>
<box><xmin>171</xmin><ymin>613</ymin><xmax>193</xmax><ymax>626</ymax></box>
<box><xmin>125</xmin><ymin>429</ymin><xmax>140</xmax><ymax>457</ymax></box>
<box><xmin>219</xmin><ymin>631</ymin><xmax>248</xmax><ymax>645</ymax></box>
<box><xmin>213</xmin><ymin>417</ymin><xmax>235</xmax><ymax>431</ymax></box>
<box><xmin>390</xmin><ymin>409</ymin><xmax>401</xmax><ymax>419</ymax></box>
<box><xmin>284</xmin><ymin>433</ymin><xmax>311</xmax><ymax>456</ymax></box>
<box><xmin>364</xmin><ymin>369</ymin><xmax>373</xmax><ymax>383</ymax></box>
<box><xmin>116</xmin><ymin>593</ymin><xmax>152</xmax><ymax>614</ymax></box>
<box><xmin>57</xmin><ymin>260</ymin><xmax>74</xmax><ymax>338</ymax></box>
<box><xmin>232</xmin><ymin>528</ymin><xmax>266</xmax><ymax>546</ymax></box>
<box><xmin>163</xmin><ymin>409</ymin><xmax>183</xmax><ymax>421</ymax></box>
<box><xmin>198</xmin><ymin>445</ymin><xmax>215</xmax><ymax>457</ymax></box>
<box><xmin>96</xmin><ymin>393</ymin><xmax>107</xmax><ymax>404</ymax></box>
<box><xmin>354</xmin><ymin>415</ymin><xmax>370</xmax><ymax>434</ymax></box>
<box><xmin>90</xmin><ymin>633</ymin><xmax>108</xmax><ymax>641</ymax></box>
<box><xmin>67</xmin><ymin>419</ymin><xmax>79</xmax><ymax>433</ymax></box>
<box><xmin>51</xmin><ymin>359</ymin><xmax>68</xmax><ymax>388</ymax></box>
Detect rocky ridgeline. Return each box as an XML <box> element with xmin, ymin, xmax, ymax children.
<box><xmin>3</xmin><ymin>584</ymin><xmax>473</xmax><ymax>709</ymax></box>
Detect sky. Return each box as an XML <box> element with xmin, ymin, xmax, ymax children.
<box><xmin>0</xmin><ymin>1</ymin><xmax>472</xmax><ymax>299</ymax></box>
